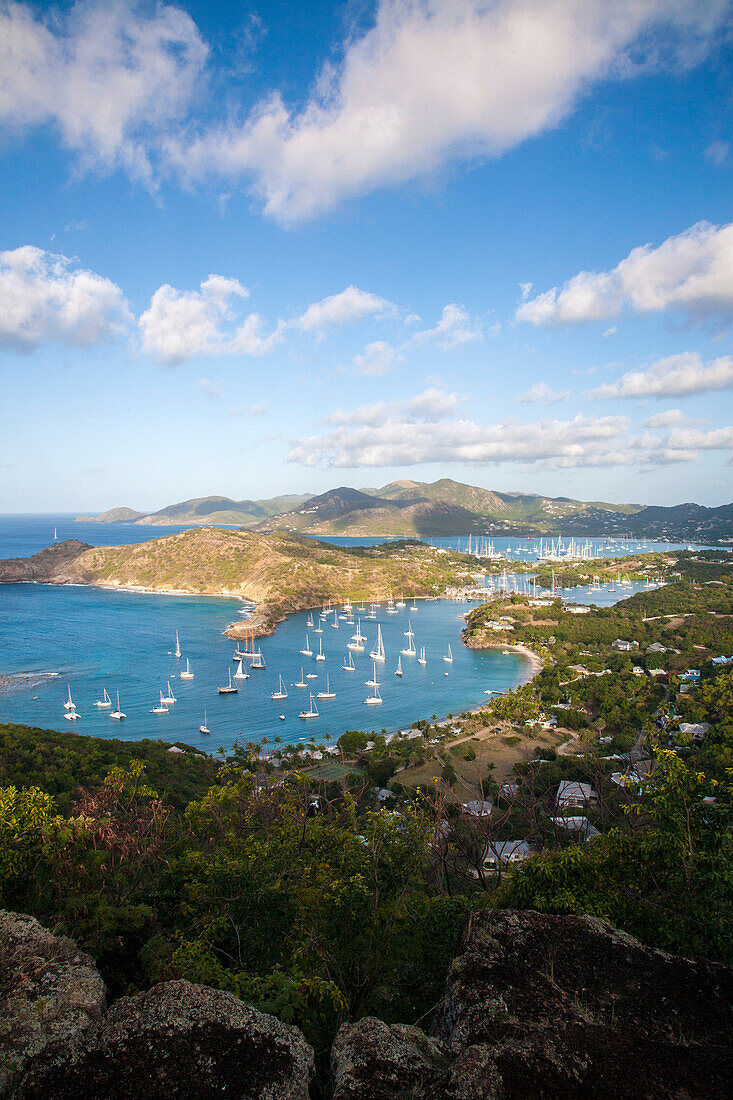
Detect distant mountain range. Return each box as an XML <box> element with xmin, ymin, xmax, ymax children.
<box><xmin>77</xmin><ymin>479</ymin><xmax>733</xmax><ymax>542</ymax></box>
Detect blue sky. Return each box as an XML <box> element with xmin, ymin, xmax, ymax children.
<box><xmin>1</xmin><ymin>0</ymin><xmax>732</xmax><ymax>512</ymax></box>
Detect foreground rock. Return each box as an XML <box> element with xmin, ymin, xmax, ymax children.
<box><xmin>332</xmin><ymin>910</ymin><xmax>733</xmax><ymax>1099</ymax></box>
<box><xmin>15</xmin><ymin>978</ymin><xmax>314</xmax><ymax>1100</ymax></box>
<box><xmin>0</xmin><ymin>910</ymin><xmax>106</xmax><ymax>1097</ymax></box>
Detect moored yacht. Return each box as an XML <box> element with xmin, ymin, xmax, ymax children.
<box><xmin>218</xmin><ymin>669</ymin><xmax>238</xmax><ymax>694</ymax></box>
<box><xmin>109</xmin><ymin>691</ymin><xmax>126</xmax><ymax>720</ymax></box>
<box><xmin>299</xmin><ymin>693</ymin><xmax>319</xmax><ymax>719</ymax></box>
<box><xmin>271</xmin><ymin>674</ymin><xmax>288</xmax><ymax>700</ymax></box>
<box><xmin>316</xmin><ymin>674</ymin><xmax>335</xmax><ymax>700</ymax></box>
<box><xmin>180</xmin><ymin>658</ymin><xmax>194</xmax><ymax>680</ymax></box>
<box><xmin>95</xmin><ymin>688</ymin><xmax>112</xmax><ymax>708</ymax></box>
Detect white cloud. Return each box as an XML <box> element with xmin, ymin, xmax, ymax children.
<box><xmin>704</xmin><ymin>140</ymin><xmax>729</xmax><ymax>165</ymax></box>
<box><xmin>295</xmin><ymin>286</ymin><xmax>393</xmax><ymax>333</ymax></box>
<box><xmin>352</xmin><ymin>340</ymin><xmax>401</xmax><ymax>376</ymax></box>
<box><xmin>166</xmin><ymin>0</ymin><xmax>727</xmax><ymax>221</ymax></box>
<box><xmin>325</xmin><ymin>387</ymin><xmax>460</xmax><ymax>428</ymax></box>
<box><xmin>410</xmin><ymin>303</ymin><xmax>482</xmax><ymax>350</ymax></box>
<box><xmin>603</xmin><ymin>326</ymin><xmax>617</xmax><ymax>337</ymax></box>
<box><xmin>0</xmin><ymin>0</ymin><xmax>207</xmax><ymax>185</ymax></box>
<box><xmin>0</xmin><ymin>245</ymin><xmax>129</xmax><ymax>350</ymax></box>
<box><xmin>197</xmin><ymin>378</ymin><xmax>221</xmax><ymax>399</ymax></box>
<box><xmin>138</xmin><ymin>274</ymin><xmax>284</xmax><ymax>365</ymax></box>
<box><xmin>248</xmin><ymin>400</ymin><xmax>269</xmax><ymax>417</ymax></box>
<box><xmin>516</xmin><ymin>381</ymin><xmax>570</xmax><ymax>405</ymax></box>
<box><xmin>290</xmin><ymin>407</ymin><xmax>631</xmax><ymax>468</ymax></box>
<box><xmin>519</xmin><ymin>282</ymin><xmax>533</xmax><ymax>301</ymax></box>
<box><xmin>643</xmin><ymin>408</ymin><xmax>686</xmax><ymax>428</ymax></box>
<box><xmin>591</xmin><ymin>352</ymin><xmax>733</xmax><ymax>399</ymax></box>
<box><xmin>517</xmin><ymin>221</ymin><xmax>733</xmax><ymax>325</ymax></box>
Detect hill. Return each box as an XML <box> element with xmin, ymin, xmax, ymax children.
<box><xmin>0</xmin><ymin>530</ymin><xmax>474</xmax><ymax>637</ymax></box>
<box><xmin>77</xmin><ymin>493</ymin><xmax>311</xmax><ymax>527</ymax></box>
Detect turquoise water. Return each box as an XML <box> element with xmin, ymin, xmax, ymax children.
<box><xmin>0</xmin><ymin>584</ymin><xmax>527</xmax><ymax>750</ymax></box>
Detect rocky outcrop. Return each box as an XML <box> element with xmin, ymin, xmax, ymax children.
<box><xmin>0</xmin><ymin>910</ymin><xmax>106</xmax><ymax>1097</ymax></box>
<box><xmin>331</xmin><ymin>910</ymin><xmax>733</xmax><ymax>1099</ymax></box>
<box><xmin>14</xmin><ymin>979</ymin><xmax>314</xmax><ymax>1099</ymax></box>
<box><xmin>0</xmin><ymin>541</ymin><xmax>90</xmax><ymax>584</ymax></box>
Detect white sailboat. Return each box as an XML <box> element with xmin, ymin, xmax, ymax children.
<box><xmin>342</xmin><ymin>650</ymin><xmax>356</xmax><ymax>671</ymax></box>
<box><xmin>418</xmin><ymin>646</ymin><xmax>427</xmax><ymax>666</ymax></box>
<box><xmin>151</xmin><ymin>691</ymin><xmax>169</xmax><ymax>714</ymax></box>
<box><xmin>396</xmin><ymin>595</ymin><xmax>406</xmax><ymax>608</ymax></box>
<box><xmin>271</xmin><ymin>674</ymin><xmax>288</xmax><ymax>700</ymax></box>
<box><xmin>395</xmin><ymin>656</ymin><xmax>403</xmax><ymax>677</ymax></box>
<box><xmin>410</xmin><ymin>598</ymin><xmax>418</xmax><ymax>611</ymax></box>
<box><xmin>162</xmin><ymin>681</ymin><xmax>177</xmax><ymax>704</ymax></box>
<box><xmin>299</xmin><ymin>693</ymin><xmax>319</xmax><ymax>719</ymax></box>
<box><xmin>95</xmin><ymin>688</ymin><xmax>112</xmax><ymax>708</ymax></box>
<box><xmin>401</xmin><ymin>622</ymin><xmax>416</xmax><ymax>656</ymax></box>
<box><xmin>307</xmin><ymin>613</ymin><xmax>314</xmax><ymax>628</ymax></box>
<box><xmin>53</xmin><ymin>527</ymin><xmax>58</xmax><ymax>540</ymax></box>
<box><xmin>369</xmin><ymin>624</ymin><xmax>386</xmax><ymax>662</ymax></box>
<box><xmin>443</xmin><ymin>644</ymin><xmax>453</xmax><ymax>664</ymax></box>
<box><xmin>295</xmin><ymin>668</ymin><xmax>307</xmax><ymax>688</ymax></box>
<box><xmin>385</xmin><ymin>596</ymin><xmax>397</xmax><ymax>614</ymax></box>
<box><xmin>64</xmin><ymin>708</ymin><xmax>80</xmax><ymax>721</ymax></box>
<box><xmin>306</xmin><ymin>670</ymin><xmax>318</xmax><ymax>680</ymax></box>
<box><xmin>200</xmin><ymin>710</ymin><xmax>210</xmax><ymax>735</ymax></box>
<box><xmin>180</xmin><ymin>658</ymin><xmax>194</xmax><ymax>680</ymax></box>
<box><xmin>251</xmin><ymin>650</ymin><xmax>266</xmax><ymax>669</ymax></box>
<box><xmin>218</xmin><ymin>669</ymin><xmax>238</xmax><ymax>694</ymax></box>
<box><xmin>110</xmin><ymin>691</ymin><xmax>126</xmax><ymax>720</ymax></box>
<box><xmin>316</xmin><ymin>637</ymin><xmax>326</xmax><ymax>662</ymax></box>
<box><xmin>317</xmin><ymin>674</ymin><xmax>335</xmax><ymax>700</ymax></box>
<box><xmin>364</xmin><ymin>682</ymin><xmax>382</xmax><ymax>705</ymax></box>
<box><xmin>64</xmin><ymin>684</ymin><xmax>75</xmax><ymax>711</ymax></box>
<box><xmin>300</xmin><ymin>634</ymin><xmax>313</xmax><ymax>657</ymax></box>
<box><xmin>365</xmin><ymin>661</ymin><xmax>380</xmax><ymax>689</ymax></box>
<box><xmin>174</xmin><ymin>631</ymin><xmax>181</xmax><ymax>659</ymax></box>
<box><xmin>233</xmin><ymin>659</ymin><xmax>247</xmax><ymax>680</ymax></box>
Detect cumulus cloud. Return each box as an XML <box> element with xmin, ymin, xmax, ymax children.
<box><xmin>138</xmin><ymin>274</ymin><xmax>285</xmax><ymax>365</ymax></box>
<box><xmin>591</xmin><ymin>352</ymin><xmax>733</xmax><ymax>399</ymax></box>
<box><xmin>352</xmin><ymin>340</ymin><xmax>401</xmax><ymax>376</ymax></box>
<box><xmin>516</xmin><ymin>381</ymin><xmax>570</xmax><ymax>405</ymax></box>
<box><xmin>0</xmin><ymin>0</ymin><xmax>207</xmax><ymax>185</ymax></box>
<box><xmin>410</xmin><ymin>303</ymin><xmax>482</xmax><ymax>350</ymax></box>
<box><xmin>0</xmin><ymin>245</ymin><xmax>129</xmax><ymax>350</ymax></box>
<box><xmin>643</xmin><ymin>408</ymin><xmax>686</xmax><ymax>428</ymax></box>
<box><xmin>295</xmin><ymin>286</ymin><xmax>393</xmax><ymax>333</ymax></box>
<box><xmin>166</xmin><ymin>0</ymin><xmax>728</xmax><ymax>221</ymax></box>
<box><xmin>517</xmin><ymin>221</ymin><xmax>733</xmax><ymax>326</ymax></box>
<box><xmin>325</xmin><ymin>387</ymin><xmax>460</xmax><ymax>428</ymax></box>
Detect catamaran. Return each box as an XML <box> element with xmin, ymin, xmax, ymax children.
<box><xmin>180</xmin><ymin>657</ymin><xmax>194</xmax><ymax>680</ymax></box>
<box><xmin>316</xmin><ymin>637</ymin><xmax>326</xmax><ymax>662</ymax></box>
<box><xmin>295</xmin><ymin>668</ymin><xmax>307</xmax><ymax>688</ymax></box>
<box><xmin>299</xmin><ymin>693</ymin><xmax>319</xmax><ymax>719</ymax></box>
<box><xmin>342</xmin><ymin>650</ymin><xmax>356</xmax><ymax>671</ymax></box>
<box><xmin>317</xmin><ymin>674</ymin><xmax>335</xmax><ymax>700</ymax></box>
<box><xmin>109</xmin><ymin>691</ymin><xmax>126</xmax><ymax>720</ymax></box>
<box><xmin>364</xmin><ymin>682</ymin><xmax>382</xmax><ymax>705</ymax></box>
<box><xmin>199</xmin><ymin>710</ymin><xmax>210</xmax><ymax>735</ymax></box>
<box><xmin>151</xmin><ymin>691</ymin><xmax>169</xmax><ymax>714</ymax></box>
<box><xmin>174</xmin><ymin>631</ymin><xmax>181</xmax><ymax>659</ymax></box>
<box><xmin>271</xmin><ymin>674</ymin><xmax>288</xmax><ymax>700</ymax></box>
<box><xmin>233</xmin><ymin>659</ymin><xmax>247</xmax><ymax>680</ymax></box>
<box><xmin>218</xmin><ymin>669</ymin><xmax>238</xmax><ymax>694</ymax></box>
<box><xmin>365</xmin><ymin>661</ymin><xmax>380</xmax><ymax>689</ymax></box>
<box><xmin>418</xmin><ymin>646</ymin><xmax>427</xmax><ymax>666</ymax></box>
<box><xmin>300</xmin><ymin>634</ymin><xmax>313</xmax><ymax>657</ymax></box>
<box><xmin>395</xmin><ymin>656</ymin><xmax>403</xmax><ymax>677</ymax></box>
<box><xmin>162</xmin><ymin>681</ymin><xmax>177</xmax><ymax>704</ymax></box>
<box><xmin>95</xmin><ymin>688</ymin><xmax>112</xmax><ymax>708</ymax></box>
<box><xmin>64</xmin><ymin>685</ymin><xmax>75</xmax><ymax>711</ymax></box>
<box><xmin>443</xmin><ymin>644</ymin><xmax>453</xmax><ymax>664</ymax></box>
<box><xmin>369</xmin><ymin>624</ymin><xmax>386</xmax><ymax>662</ymax></box>
<box><xmin>64</xmin><ymin>708</ymin><xmax>80</xmax><ymax>721</ymax></box>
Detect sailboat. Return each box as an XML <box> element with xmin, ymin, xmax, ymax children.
<box><xmin>331</xmin><ymin>616</ymin><xmax>339</xmax><ymax>629</ymax></box>
<box><xmin>162</xmin><ymin>681</ymin><xmax>177</xmax><ymax>704</ymax></box>
<box><xmin>306</xmin><ymin>670</ymin><xmax>318</xmax><ymax>679</ymax></box>
<box><xmin>109</xmin><ymin>691</ymin><xmax>126</xmax><ymax>720</ymax></box>
<box><xmin>300</xmin><ymin>634</ymin><xmax>313</xmax><ymax>657</ymax></box>
<box><xmin>317</xmin><ymin>674</ymin><xmax>335</xmax><ymax>700</ymax></box>
<box><xmin>418</xmin><ymin>646</ymin><xmax>427</xmax><ymax>666</ymax></box>
<box><xmin>299</xmin><ymin>693</ymin><xmax>319</xmax><ymax>719</ymax></box>
<box><xmin>367</xmin><ymin>602</ymin><xmax>377</xmax><ymax>620</ymax></box>
<box><xmin>174</xmin><ymin>631</ymin><xmax>181</xmax><ymax>659</ymax></box>
<box><xmin>307</xmin><ymin>613</ymin><xmax>314</xmax><ymax>628</ymax></box>
<box><xmin>64</xmin><ymin>708</ymin><xmax>80</xmax><ymax>721</ymax></box>
<box><xmin>401</xmin><ymin>621</ymin><xmax>416</xmax><ymax>657</ymax></box>
<box><xmin>218</xmin><ymin>668</ymin><xmax>238</xmax><ymax>694</ymax></box>
<box><xmin>271</xmin><ymin>674</ymin><xmax>288</xmax><ymax>700</ymax></box>
<box><xmin>316</xmin><ymin>637</ymin><xmax>326</xmax><ymax>662</ymax></box>
<box><xmin>199</xmin><ymin>710</ymin><xmax>210</xmax><ymax>735</ymax></box>
<box><xmin>365</xmin><ymin>661</ymin><xmax>380</xmax><ymax>689</ymax></box>
<box><xmin>369</xmin><ymin>624</ymin><xmax>386</xmax><ymax>662</ymax></box>
<box><xmin>385</xmin><ymin>596</ymin><xmax>397</xmax><ymax>614</ymax></box>
<box><xmin>64</xmin><ymin>685</ymin><xmax>75</xmax><ymax>711</ymax></box>
<box><xmin>180</xmin><ymin>657</ymin><xmax>194</xmax><ymax>680</ymax></box>
<box><xmin>233</xmin><ymin>659</ymin><xmax>248</xmax><ymax>680</ymax></box>
<box><xmin>251</xmin><ymin>650</ymin><xmax>266</xmax><ymax>670</ymax></box>
<box><xmin>410</xmin><ymin>598</ymin><xmax>418</xmax><ymax>611</ymax></box>
<box><xmin>396</xmin><ymin>595</ymin><xmax>406</xmax><ymax>608</ymax></box>
<box><xmin>95</xmin><ymin>688</ymin><xmax>112</xmax><ymax>708</ymax></box>
<box><xmin>395</xmin><ymin>656</ymin><xmax>403</xmax><ymax>677</ymax></box>
<box><xmin>443</xmin><ymin>644</ymin><xmax>453</xmax><ymax>664</ymax></box>
<box><xmin>295</xmin><ymin>668</ymin><xmax>307</xmax><ymax>688</ymax></box>
<box><xmin>53</xmin><ymin>527</ymin><xmax>58</xmax><ymax>541</ymax></box>
<box><xmin>342</xmin><ymin>650</ymin><xmax>356</xmax><ymax>671</ymax></box>
<box><xmin>364</xmin><ymin>682</ymin><xmax>382</xmax><ymax>705</ymax></box>
<box><xmin>151</xmin><ymin>691</ymin><xmax>169</xmax><ymax>714</ymax></box>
